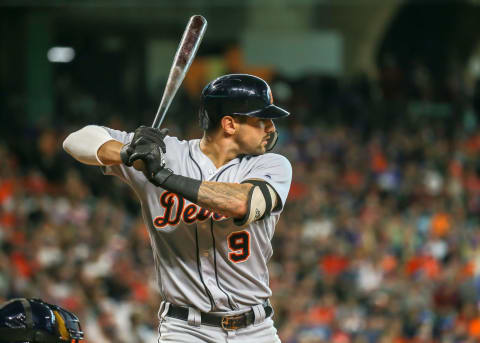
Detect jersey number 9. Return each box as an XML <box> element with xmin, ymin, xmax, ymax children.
<box><xmin>227</xmin><ymin>231</ymin><xmax>250</xmax><ymax>263</ymax></box>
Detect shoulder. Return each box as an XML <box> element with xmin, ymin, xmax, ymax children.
<box><xmin>164</xmin><ymin>136</ymin><xmax>198</xmax><ymax>149</ymax></box>
<box><xmin>241</xmin><ymin>153</ymin><xmax>292</xmax><ymax>182</ymax></box>
<box><xmin>100</xmin><ymin>126</ymin><xmax>133</xmax><ymax>143</ymax></box>
<box><xmin>246</xmin><ymin>153</ymin><xmax>292</xmax><ymax>169</ymax></box>
<box><xmin>164</xmin><ymin>137</ymin><xmax>202</xmax><ymax>162</ymax></box>
<box><xmin>263</xmin><ymin>153</ymin><xmax>291</xmax><ymax>165</ymax></box>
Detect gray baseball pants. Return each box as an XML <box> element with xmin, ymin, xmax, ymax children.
<box><xmin>157</xmin><ymin>301</ymin><xmax>281</xmax><ymax>343</ymax></box>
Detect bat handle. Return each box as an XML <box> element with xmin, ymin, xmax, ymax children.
<box><xmin>138</xmin><ymin>100</ymin><xmax>168</xmax><ymax>170</ymax></box>
<box><xmin>152</xmin><ymin>104</ymin><xmax>167</xmax><ymax>129</ymax></box>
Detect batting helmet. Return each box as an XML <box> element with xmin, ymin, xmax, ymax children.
<box><xmin>199</xmin><ymin>74</ymin><xmax>289</xmax><ymax>150</ymax></box>
<box><xmin>0</xmin><ymin>298</ymin><xmax>83</xmax><ymax>343</ymax></box>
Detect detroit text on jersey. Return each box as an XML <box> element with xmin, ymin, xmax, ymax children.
<box><xmin>153</xmin><ymin>191</ymin><xmax>227</xmax><ymax>228</ymax></box>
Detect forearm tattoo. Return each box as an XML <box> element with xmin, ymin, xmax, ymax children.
<box><xmin>197</xmin><ymin>181</ymin><xmax>253</xmax><ymax>218</ymax></box>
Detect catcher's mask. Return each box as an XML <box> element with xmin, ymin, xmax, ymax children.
<box><xmin>0</xmin><ymin>298</ymin><xmax>83</xmax><ymax>343</ymax></box>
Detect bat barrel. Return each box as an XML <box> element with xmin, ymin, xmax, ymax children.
<box><xmin>152</xmin><ymin>15</ymin><xmax>207</xmax><ymax>129</ymax></box>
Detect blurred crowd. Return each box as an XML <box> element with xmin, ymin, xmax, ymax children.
<box><xmin>2</xmin><ymin>57</ymin><xmax>480</xmax><ymax>342</ymax></box>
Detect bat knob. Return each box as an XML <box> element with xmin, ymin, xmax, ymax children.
<box><xmin>133</xmin><ymin>159</ymin><xmax>146</xmax><ymax>172</ymax></box>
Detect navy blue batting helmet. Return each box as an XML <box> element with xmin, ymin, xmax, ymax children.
<box><xmin>0</xmin><ymin>298</ymin><xmax>83</xmax><ymax>343</ymax></box>
<box><xmin>199</xmin><ymin>74</ymin><xmax>290</xmax><ymax>131</ymax></box>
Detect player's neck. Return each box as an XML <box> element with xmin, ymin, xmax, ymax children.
<box><xmin>199</xmin><ymin>133</ymin><xmax>238</xmax><ymax>168</ymax></box>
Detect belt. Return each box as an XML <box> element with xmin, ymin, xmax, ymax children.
<box><xmin>166</xmin><ymin>303</ymin><xmax>273</xmax><ymax>330</ymax></box>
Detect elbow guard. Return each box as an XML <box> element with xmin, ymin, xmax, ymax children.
<box><xmin>234</xmin><ymin>180</ymin><xmax>277</xmax><ymax>226</ymax></box>
<box><xmin>63</xmin><ymin>125</ymin><xmax>113</xmax><ymax>165</ymax></box>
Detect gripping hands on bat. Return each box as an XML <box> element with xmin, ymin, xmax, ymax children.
<box><xmin>120</xmin><ymin>126</ymin><xmax>169</xmax><ymax>177</ymax></box>
<box><xmin>124</xmin><ymin>15</ymin><xmax>207</xmax><ymax>172</ymax></box>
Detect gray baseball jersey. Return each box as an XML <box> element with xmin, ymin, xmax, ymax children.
<box><xmin>101</xmin><ymin>127</ymin><xmax>292</xmax><ymax>313</ymax></box>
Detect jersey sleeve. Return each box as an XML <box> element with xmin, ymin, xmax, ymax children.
<box><xmin>242</xmin><ymin>153</ymin><xmax>292</xmax><ymax>212</ymax></box>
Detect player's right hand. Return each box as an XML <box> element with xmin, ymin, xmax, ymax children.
<box><xmin>127</xmin><ymin>142</ymin><xmax>166</xmax><ymax>179</ymax></box>
<box><xmin>120</xmin><ymin>126</ymin><xmax>168</xmax><ymax>167</ymax></box>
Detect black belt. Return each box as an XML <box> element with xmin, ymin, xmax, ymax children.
<box><xmin>166</xmin><ymin>303</ymin><xmax>273</xmax><ymax>330</ymax></box>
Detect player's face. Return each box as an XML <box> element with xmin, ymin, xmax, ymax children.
<box><xmin>236</xmin><ymin>117</ymin><xmax>276</xmax><ymax>155</ymax></box>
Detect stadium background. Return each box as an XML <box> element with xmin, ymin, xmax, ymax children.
<box><xmin>2</xmin><ymin>1</ymin><xmax>480</xmax><ymax>342</ymax></box>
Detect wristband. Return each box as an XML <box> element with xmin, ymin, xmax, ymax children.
<box><xmin>150</xmin><ymin>169</ymin><xmax>201</xmax><ymax>203</ymax></box>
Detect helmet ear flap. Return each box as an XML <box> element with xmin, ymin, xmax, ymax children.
<box><xmin>199</xmin><ymin>107</ymin><xmax>210</xmax><ymax>131</ymax></box>
<box><xmin>265</xmin><ymin>131</ymin><xmax>278</xmax><ymax>151</ymax></box>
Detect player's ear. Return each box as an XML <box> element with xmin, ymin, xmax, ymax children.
<box><xmin>221</xmin><ymin>116</ymin><xmax>237</xmax><ymax>135</ymax></box>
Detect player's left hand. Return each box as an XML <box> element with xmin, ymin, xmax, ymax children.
<box><xmin>131</xmin><ymin>126</ymin><xmax>169</xmax><ymax>147</ymax></box>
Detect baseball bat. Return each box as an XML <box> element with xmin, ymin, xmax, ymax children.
<box><xmin>152</xmin><ymin>15</ymin><xmax>207</xmax><ymax>128</ymax></box>
<box><xmin>133</xmin><ymin>15</ymin><xmax>207</xmax><ymax>171</ymax></box>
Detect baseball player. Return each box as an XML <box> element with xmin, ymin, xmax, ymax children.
<box><xmin>63</xmin><ymin>74</ymin><xmax>292</xmax><ymax>342</ymax></box>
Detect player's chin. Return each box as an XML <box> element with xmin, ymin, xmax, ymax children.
<box><xmin>244</xmin><ymin>141</ymin><xmax>267</xmax><ymax>155</ymax></box>
<box><xmin>255</xmin><ymin>143</ymin><xmax>267</xmax><ymax>154</ymax></box>
<box><xmin>245</xmin><ymin>145</ymin><xmax>265</xmax><ymax>156</ymax></box>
